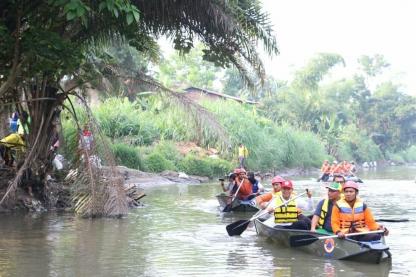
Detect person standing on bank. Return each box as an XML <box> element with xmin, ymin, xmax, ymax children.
<box><xmin>238</xmin><ymin>143</ymin><xmax>248</xmax><ymax>169</ymax></box>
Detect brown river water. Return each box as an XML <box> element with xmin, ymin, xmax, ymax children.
<box><xmin>0</xmin><ymin>166</ymin><xmax>415</xmax><ymax>276</ymax></box>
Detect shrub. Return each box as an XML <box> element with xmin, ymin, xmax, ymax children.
<box><xmin>403</xmin><ymin>145</ymin><xmax>416</xmax><ymax>162</ymax></box>
<box><xmin>205</xmin><ymin>157</ymin><xmax>234</xmax><ymax>178</ymax></box>
<box><xmin>386</xmin><ymin>152</ymin><xmax>406</xmax><ymax>164</ymax></box>
<box><xmin>153</xmin><ymin>141</ymin><xmax>182</xmax><ymax>164</ymax></box>
<box><xmin>111</xmin><ymin>143</ymin><xmax>142</xmax><ymax>169</ymax></box>
<box><xmin>178</xmin><ymin>154</ymin><xmax>213</xmax><ymax>177</ymax></box>
<box><xmin>144</xmin><ymin>152</ymin><xmax>176</xmax><ymax>172</ymax></box>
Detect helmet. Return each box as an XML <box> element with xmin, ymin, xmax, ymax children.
<box><xmin>281</xmin><ymin>180</ymin><xmax>293</xmax><ymax>189</ymax></box>
<box><xmin>271</xmin><ymin>175</ymin><xmax>285</xmax><ymax>184</ymax></box>
<box><xmin>233</xmin><ymin>168</ymin><xmax>247</xmax><ymax>174</ymax></box>
<box><xmin>342</xmin><ymin>181</ymin><xmax>359</xmax><ymax>191</ymax></box>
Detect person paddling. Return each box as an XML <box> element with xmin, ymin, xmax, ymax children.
<box><xmin>331</xmin><ymin>181</ymin><xmax>389</xmax><ymax>241</ymax></box>
<box><xmin>254</xmin><ymin>175</ymin><xmax>285</xmax><ymax>209</ymax></box>
<box><xmin>232</xmin><ymin>168</ymin><xmax>253</xmax><ymax>200</ymax></box>
<box><xmin>264</xmin><ymin>180</ymin><xmax>313</xmax><ymax>230</ymax></box>
<box><xmin>310</xmin><ymin>182</ymin><xmax>342</xmax><ymax>233</ymax></box>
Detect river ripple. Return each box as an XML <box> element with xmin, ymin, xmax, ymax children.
<box><xmin>0</xmin><ymin>166</ymin><xmax>414</xmax><ymax>276</ymax></box>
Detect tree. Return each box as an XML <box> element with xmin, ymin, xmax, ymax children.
<box><xmin>358</xmin><ymin>54</ymin><xmax>390</xmax><ymax>77</ymax></box>
<box><xmin>157</xmin><ymin>44</ymin><xmax>219</xmax><ymax>89</ymax></box>
<box><xmin>0</xmin><ymin>0</ymin><xmax>278</xmax><ymax>215</ymax></box>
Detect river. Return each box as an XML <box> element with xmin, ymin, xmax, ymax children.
<box><xmin>0</xmin><ymin>166</ymin><xmax>415</xmax><ymax>276</ymax></box>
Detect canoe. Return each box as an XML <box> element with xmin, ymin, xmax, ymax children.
<box><xmin>254</xmin><ymin>219</ymin><xmax>391</xmax><ymax>264</ymax></box>
<box><xmin>319</xmin><ymin>175</ymin><xmax>363</xmax><ymax>183</ymax></box>
<box><xmin>216</xmin><ymin>193</ymin><xmax>259</xmax><ymax>212</ymax></box>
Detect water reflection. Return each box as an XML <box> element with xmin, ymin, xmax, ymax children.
<box><xmin>0</xmin><ymin>167</ymin><xmax>415</xmax><ymax>276</ymax></box>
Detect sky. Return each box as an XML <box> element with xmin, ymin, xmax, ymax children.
<box><xmin>261</xmin><ymin>0</ymin><xmax>416</xmax><ymax>94</ymax></box>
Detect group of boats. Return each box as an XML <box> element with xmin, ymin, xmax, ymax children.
<box><xmin>217</xmin><ymin>176</ymin><xmax>392</xmax><ymax>265</ymax></box>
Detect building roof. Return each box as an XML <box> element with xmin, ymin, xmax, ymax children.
<box><xmin>184</xmin><ymin>87</ymin><xmax>258</xmax><ymax>105</ymax></box>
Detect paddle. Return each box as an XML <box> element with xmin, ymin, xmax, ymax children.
<box><xmin>226</xmin><ymin>190</ymin><xmax>308</xmax><ymax>236</ymax></box>
<box><xmin>290</xmin><ymin>230</ymin><xmax>384</xmax><ymax>247</ymax></box>
<box><xmin>222</xmin><ymin>178</ymin><xmax>244</xmax><ymax>212</ymax></box>
<box><xmin>376</xmin><ymin>218</ymin><xmax>409</xmax><ymax>222</ymax></box>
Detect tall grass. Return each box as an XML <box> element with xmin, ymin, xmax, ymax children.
<box><xmin>60</xmin><ymin>95</ymin><xmax>340</xmax><ymax>175</ymax></box>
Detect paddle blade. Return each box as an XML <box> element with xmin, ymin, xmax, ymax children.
<box><xmin>222</xmin><ymin>204</ymin><xmax>232</xmax><ymax>212</ymax></box>
<box><xmin>289</xmin><ymin>235</ymin><xmax>319</xmax><ymax>247</ymax></box>
<box><xmin>226</xmin><ymin>220</ymin><xmax>250</xmax><ymax>236</ymax></box>
<box><xmin>376</xmin><ymin>218</ymin><xmax>409</xmax><ymax>222</ymax></box>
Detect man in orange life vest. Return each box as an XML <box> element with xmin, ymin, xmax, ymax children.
<box><xmin>232</xmin><ymin>168</ymin><xmax>253</xmax><ymax>200</ymax></box>
<box><xmin>254</xmin><ymin>175</ymin><xmax>285</xmax><ymax>209</ymax></box>
<box><xmin>331</xmin><ymin>181</ymin><xmax>389</xmax><ymax>241</ymax></box>
<box><xmin>319</xmin><ymin>160</ymin><xmax>331</xmax><ymax>181</ymax></box>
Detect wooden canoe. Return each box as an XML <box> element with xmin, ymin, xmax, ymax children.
<box><xmin>216</xmin><ymin>193</ymin><xmax>259</xmax><ymax>213</ymax></box>
<box><xmin>254</xmin><ymin>219</ymin><xmax>391</xmax><ymax>264</ymax></box>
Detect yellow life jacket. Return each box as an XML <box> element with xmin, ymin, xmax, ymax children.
<box><xmin>238</xmin><ymin>146</ymin><xmax>248</xmax><ymax>157</ymax></box>
<box><xmin>318</xmin><ymin>198</ymin><xmax>329</xmax><ymax>227</ymax></box>
<box><xmin>274</xmin><ymin>195</ymin><xmax>298</xmax><ymax>223</ymax></box>
<box><xmin>336</xmin><ymin>197</ymin><xmax>369</xmax><ymax>233</ymax></box>
<box><xmin>318</xmin><ymin>194</ymin><xmax>344</xmax><ymax>227</ymax></box>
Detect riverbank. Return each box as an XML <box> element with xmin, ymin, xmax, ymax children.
<box><xmin>117</xmin><ymin>165</ymin><xmax>321</xmax><ymax>188</ymax></box>
<box><xmin>0</xmin><ymin>165</ymin><xmax>320</xmax><ymax>213</ymax></box>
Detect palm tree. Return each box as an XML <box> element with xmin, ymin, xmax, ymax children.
<box><xmin>0</xmin><ymin>0</ymin><xmax>278</xmax><ymax>216</ymax></box>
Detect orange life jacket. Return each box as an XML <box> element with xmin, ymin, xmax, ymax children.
<box><xmin>335</xmin><ymin>198</ymin><xmax>369</xmax><ymax>233</ymax></box>
<box><xmin>321</xmin><ymin>164</ymin><xmax>331</xmax><ymax>174</ymax></box>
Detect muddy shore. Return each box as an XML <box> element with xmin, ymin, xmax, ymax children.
<box><xmin>117</xmin><ymin>166</ymin><xmax>321</xmax><ymax>189</ymax></box>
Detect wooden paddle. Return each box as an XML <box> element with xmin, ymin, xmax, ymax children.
<box><xmin>226</xmin><ymin>191</ymin><xmax>308</xmax><ymax>236</ymax></box>
<box><xmin>222</xmin><ymin>178</ymin><xmax>244</xmax><ymax>212</ymax></box>
<box><xmin>290</xmin><ymin>230</ymin><xmax>384</xmax><ymax>247</ymax></box>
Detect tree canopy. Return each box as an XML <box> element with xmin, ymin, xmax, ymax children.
<box><xmin>0</xmin><ymin>0</ymin><xmax>278</xmax><ymax>97</ymax></box>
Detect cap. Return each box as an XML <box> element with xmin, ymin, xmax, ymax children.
<box><xmin>281</xmin><ymin>180</ymin><xmax>293</xmax><ymax>189</ymax></box>
<box><xmin>326</xmin><ymin>182</ymin><xmax>341</xmax><ymax>191</ymax></box>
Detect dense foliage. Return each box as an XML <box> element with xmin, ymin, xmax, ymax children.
<box><xmin>150</xmin><ymin>50</ymin><xmax>416</xmax><ymax>165</ymax></box>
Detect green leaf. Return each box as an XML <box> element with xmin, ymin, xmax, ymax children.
<box><xmin>76</xmin><ymin>6</ymin><xmax>85</xmax><ymax>17</ymax></box>
<box><xmin>113</xmin><ymin>8</ymin><xmax>119</xmax><ymax>18</ymax></box>
<box><xmin>66</xmin><ymin>11</ymin><xmax>77</xmax><ymax>21</ymax></box>
<box><xmin>98</xmin><ymin>2</ymin><xmax>106</xmax><ymax>11</ymax></box>
<box><xmin>126</xmin><ymin>13</ymin><xmax>133</xmax><ymax>25</ymax></box>
<box><xmin>132</xmin><ymin>10</ymin><xmax>140</xmax><ymax>22</ymax></box>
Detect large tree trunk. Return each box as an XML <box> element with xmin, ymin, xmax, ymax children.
<box><xmin>0</xmin><ymin>83</ymin><xmax>62</xmax><ymax>207</ymax></box>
